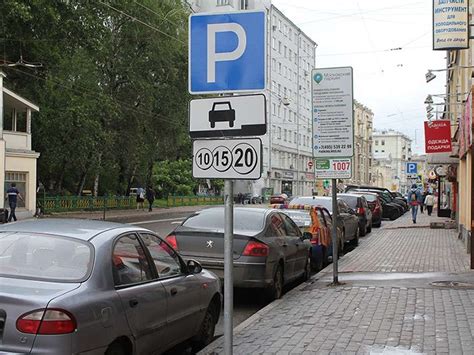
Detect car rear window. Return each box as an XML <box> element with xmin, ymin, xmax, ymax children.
<box><xmin>0</xmin><ymin>232</ymin><xmax>92</xmax><ymax>282</ymax></box>
<box><xmin>280</xmin><ymin>210</ymin><xmax>311</xmax><ymax>227</ymax></box>
<box><xmin>289</xmin><ymin>197</ymin><xmax>332</xmax><ymax>211</ymax></box>
<box><xmin>360</xmin><ymin>194</ymin><xmax>377</xmax><ymax>202</ymax></box>
<box><xmin>338</xmin><ymin>195</ymin><xmax>358</xmax><ymax>208</ymax></box>
<box><xmin>183</xmin><ymin>209</ymin><xmax>265</xmax><ymax>235</ymax></box>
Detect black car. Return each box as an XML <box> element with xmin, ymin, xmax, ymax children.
<box><xmin>338</xmin><ymin>193</ymin><xmax>373</xmax><ymax>236</ymax></box>
<box><xmin>346</xmin><ymin>185</ymin><xmax>408</xmax><ymax>213</ymax></box>
<box><xmin>349</xmin><ymin>189</ymin><xmax>402</xmax><ymax>220</ymax></box>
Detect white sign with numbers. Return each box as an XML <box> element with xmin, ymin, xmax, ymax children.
<box><xmin>192</xmin><ymin>138</ymin><xmax>262</xmax><ymax>180</ymax></box>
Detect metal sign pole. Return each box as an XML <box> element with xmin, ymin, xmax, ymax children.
<box><xmin>224</xmin><ymin>179</ymin><xmax>234</xmax><ymax>354</ymax></box>
<box><xmin>332</xmin><ymin>178</ymin><xmax>338</xmax><ymax>284</ymax></box>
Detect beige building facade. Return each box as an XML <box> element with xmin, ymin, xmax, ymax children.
<box><xmin>349</xmin><ymin>100</ymin><xmax>373</xmax><ymax>185</ymax></box>
<box><xmin>0</xmin><ymin>72</ymin><xmax>40</xmax><ymax>216</ymax></box>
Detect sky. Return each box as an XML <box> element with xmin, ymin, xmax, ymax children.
<box><xmin>272</xmin><ymin>0</ymin><xmax>447</xmax><ymax>154</ymax></box>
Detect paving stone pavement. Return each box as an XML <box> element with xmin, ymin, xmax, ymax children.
<box><xmin>200</xmin><ymin>212</ymin><xmax>474</xmax><ymax>354</ymax></box>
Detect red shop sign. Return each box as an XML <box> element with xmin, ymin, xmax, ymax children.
<box><xmin>424</xmin><ymin>120</ymin><xmax>452</xmax><ymax>154</ymax></box>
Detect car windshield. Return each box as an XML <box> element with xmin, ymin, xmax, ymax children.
<box><xmin>279</xmin><ymin>210</ymin><xmax>311</xmax><ymax>228</ymax></box>
<box><xmin>183</xmin><ymin>208</ymin><xmax>265</xmax><ymax>235</ymax></box>
<box><xmin>289</xmin><ymin>197</ymin><xmax>332</xmax><ymax>212</ymax></box>
<box><xmin>0</xmin><ymin>232</ymin><xmax>92</xmax><ymax>282</ymax></box>
<box><xmin>338</xmin><ymin>195</ymin><xmax>358</xmax><ymax>209</ymax></box>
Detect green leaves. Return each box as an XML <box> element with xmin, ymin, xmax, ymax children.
<box><xmin>2</xmin><ymin>0</ymin><xmax>191</xmax><ymax>195</ymax></box>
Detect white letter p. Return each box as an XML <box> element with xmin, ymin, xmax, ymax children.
<box><xmin>207</xmin><ymin>23</ymin><xmax>247</xmax><ymax>83</ymax></box>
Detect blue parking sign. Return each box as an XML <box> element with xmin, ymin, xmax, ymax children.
<box><xmin>189</xmin><ymin>11</ymin><xmax>266</xmax><ymax>94</ymax></box>
<box><xmin>407</xmin><ymin>163</ymin><xmax>418</xmax><ymax>174</ymax></box>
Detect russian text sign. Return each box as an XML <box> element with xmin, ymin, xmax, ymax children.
<box><xmin>424</xmin><ymin>120</ymin><xmax>452</xmax><ymax>153</ymax></box>
<box><xmin>312</xmin><ymin>67</ymin><xmax>354</xmax><ymax>158</ymax></box>
<box><xmin>433</xmin><ymin>0</ymin><xmax>469</xmax><ymax>50</ymax></box>
<box><xmin>315</xmin><ymin>158</ymin><xmax>352</xmax><ymax>179</ymax></box>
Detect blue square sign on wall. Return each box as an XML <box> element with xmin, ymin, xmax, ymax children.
<box><xmin>189</xmin><ymin>11</ymin><xmax>266</xmax><ymax>94</ymax></box>
<box><xmin>407</xmin><ymin>162</ymin><xmax>418</xmax><ymax>174</ymax></box>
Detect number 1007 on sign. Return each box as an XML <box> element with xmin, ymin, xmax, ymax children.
<box><xmin>192</xmin><ymin>138</ymin><xmax>262</xmax><ymax>180</ymax></box>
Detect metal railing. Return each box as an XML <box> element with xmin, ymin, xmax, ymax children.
<box><xmin>38</xmin><ymin>195</ymin><xmax>224</xmax><ymax>213</ymax></box>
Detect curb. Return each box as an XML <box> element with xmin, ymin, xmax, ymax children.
<box><xmin>199</xmin><ymin>272</ymin><xmax>329</xmax><ymax>354</ymax></box>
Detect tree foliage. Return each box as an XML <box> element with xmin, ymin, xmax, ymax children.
<box><xmin>1</xmin><ymin>0</ymin><xmax>191</xmax><ymax>195</ymax></box>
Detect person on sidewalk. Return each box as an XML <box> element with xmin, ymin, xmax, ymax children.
<box><xmin>407</xmin><ymin>184</ymin><xmax>421</xmax><ymax>224</ymax></box>
<box><xmin>146</xmin><ymin>186</ymin><xmax>155</xmax><ymax>212</ymax></box>
<box><xmin>5</xmin><ymin>183</ymin><xmax>23</xmax><ymax>222</ymax></box>
<box><xmin>136</xmin><ymin>187</ymin><xmax>145</xmax><ymax>210</ymax></box>
<box><xmin>424</xmin><ymin>192</ymin><xmax>435</xmax><ymax>216</ymax></box>
<box><xmin>420</xmin><ymin>190</ymin><xmax>428</xmax><ymax>214</ymax></box>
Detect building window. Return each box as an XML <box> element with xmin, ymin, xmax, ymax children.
<box><xmin>277</xmin><ymin>127</ymin><xmax>281</xmax><ymax>139</ymax></box>
<box><xmin>217</xmin><ymin>0</ymin><xmax>230</xmax><ymax>6</ymax></box>
<box><xmin>278</xmin><ymin>62</ymin><xmax>282</xmax><ymax>74</ymax></box>
<box><xmin>4</xmin><ymin>107</ymin><xmax>14</xmax><ymax>131</ymax></box>
<box><xmin>240</xmin><ymin>0</ymin><xmax>248</xmax><ymax>9</ymax></box>
<box><xmin>289</xmin><ymin>49</ymin><xmax>292</xmax><ymax>60</ymax></box>
<box><xmin>5</xmin><ymin>172</ymin><xmax>27</xmax><ymax>208</ymax></box>
<box><xmin>272</xmin><ymin>58</ymin><xmax>276</xmax><ymax>70</ymax></box>
<box><xmin>294</xmin><ymin>132</ymin><xmax>297</xmax><ymax>142</ymax></box>
<box><xmin>278</xmin><ymin>41</ymin><xmax>282</xmax><ymax>54</ymax></box>
<box><xmin>272</xmin><ymin>37</ymin><xmax>276</xmax><ymax>49</ymax></box>
<box><xmin>284</xmin><ymin>129</ymin><xmax>287</xmax><ymax>141</ymax></box>
<box><xmin>381</xmin><ymin>140</ymin><xmax>385</xmax><ymax>145</ymax></box>
<box><xmin>272</xmin><ymin>103</ymin><xmax>276</xmax><ymax>115</ymax></box>
<box><xmin>375</xmin><ymin>140</ymin><xmax>378</xmax><ymax>146</ymax></box>
<box><xmin>278</xmin><ymin>19</ymin><xmax>281</xmax><ymax>31</ymax></box>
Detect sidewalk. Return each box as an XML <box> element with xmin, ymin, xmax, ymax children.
<box><xmin>201</xmin><ymin>212</ymin><xmax>474</xmax><ymax>354</ymax></box>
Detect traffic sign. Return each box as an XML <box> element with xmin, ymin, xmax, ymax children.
<box><xmin>312</xmin><ymin>67</ymin><xmax>354</xmax><ymax>158</ymax></box>
<box><xmin>189</xmin><ymin>94</ymin><xmax>266</xmax><ymax>138</ymax></box>
<box><xmin>192</xmin><ymin>138</ymin><xmax>262</xmax><ymax>179</ymax></box>
<box><xmin>407</xmin><ymin>162</ymin><xmax>418</xmax><ymax>174</ymax></box>
<box><xmin>315</xmin><ymin>158</ymin><xmax>352</xmax><ymax>179</ymax></box>
<box><xmin>308</xmin><ymin>160</ymin><xmax>314</xmax><ymax>170</ymax></box>
<box><xmin>189</xmin><ymin>11</ymin><xmax>266</xmax><ymax>94</ymax></box>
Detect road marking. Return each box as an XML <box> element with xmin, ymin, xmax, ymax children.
<box><xmin>131</xmin><ymin>217</ymin><xmax>186</xmax><ymax>225</ymax></box>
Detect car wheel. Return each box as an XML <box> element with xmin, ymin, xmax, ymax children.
<box><xmin>390</xmin><ymin>210</ymin><xmax>398</xmax><ymax>220</ymax></box>
<box><xmin>374</xmin><ymin>221</ymin><xmax>382</xmax><ymax>228</ymax></box>
<box><xmin>359</xmin><ymin>223</ymin><xmax>367</xmax><ymax>237</ymax></box>
<box><xmin>303</xmin><ymin>255</ymin><xmax>311</xmax><ymax>280</ymax></box>
<box><xmin>338</xmin><ymin>235</ymin><xmax>344</xmax><ymax>257</ymax></box>
<box><xmin>367</xmin><ymin>223</ymin><xmax>372</xmax><ymax>233</ymax></box>
<box><xmin>266</xmin><ymin>264</ymin><xmax>283</xmax><ymax>301</ymax></box>
<box><xmin>192</xmin><ymin>304</ymin><xmax>218</xmax><ymax>351</ymax></box>
<box><xmin>105</xmin><ymin>342</ymin><xmax>127</xmax><ymax>355</ymax></box>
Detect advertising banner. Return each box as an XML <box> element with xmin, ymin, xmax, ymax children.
<box><xmin>315</xmin><ymin>158</ymin><xmax>352</xmax><ymax>179</ymax></box>
<box><xmin>424</xmin><ymin>120</ymin><xmax>452</xmax><ymax>154</ymax></box>
<box><xmin>433</xmin><ymin>0</ymin><xmax>469</xmax><ymax>50</ymax></box>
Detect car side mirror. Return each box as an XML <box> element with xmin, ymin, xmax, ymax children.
<box><xmin>187</xmin><ymin>259</ymin><xmax>202</xmax><ymax>274</ymax></box>
<box><xmin>302</xmin><ymin>232</ymin><xmax>312</xmax><ymax>240</ymax></box>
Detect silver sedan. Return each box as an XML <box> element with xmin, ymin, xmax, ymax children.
<box><xmin>0</xmin><ymin>219</ymin><xmax>221</xmax><ymax>355</ymax></box>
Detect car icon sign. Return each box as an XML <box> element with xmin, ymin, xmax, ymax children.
<box><xmin>209</xmin><ymin>101</ymin><xmax>235</xmax><ymax>128</ymax></box>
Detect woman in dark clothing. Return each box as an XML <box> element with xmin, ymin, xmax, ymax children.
<box><xmin>146</xmin><ymin>186</ymin><xmax>155</xmax><ymax>212</ymax></box>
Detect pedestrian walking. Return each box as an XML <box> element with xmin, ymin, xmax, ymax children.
<box><xmin>136</xmin><ymin>186</ymin><xmax>145</xmax><ymax>210</ymax></box>
<box><xmin>5</xmin><ymin>183</ymin><xmax>23</xmax><ymax>222</ymax></box>
<box><xmin>407</xmin><ymin>184</ymin><xmax>421</xmax><ymax>224</ymax></box>
<box><xmin>146</xmin><ymin>186</ymin><xmax>155</xmax><ymax>212</ymax></box>
<box><xmin>424</xmin><ymin>192</ymin><xmax>435</xmax><ymax>216</ymax></box>
<box><xmin>420</xmin><ymin>190</ymin><xmax>428</xmax><ymax>214</ymax></box>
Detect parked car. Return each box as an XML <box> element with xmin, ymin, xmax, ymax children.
<box><xmin>167</xmin><ymin>207</ymin><xmax>312</xmax><ymax>300</ymax></box>
<box><xmin>349</xmin><ymin>191</ymin><xmax>383</xmax><ymax>227</ymax></box>
<box><xmin>269</xmin><ymin>193</ymin><xmax>289</xmax><ymax>204</ymax></box>
<box><xmin>346</xmin><ymin>185</ymin><xmax>408</xmax><ymax>212</ymax></box>
<box><xmin>338</xmin><ymin>193</ymin><xmax>373</xmax><ymax>236</ymax></box>
<box><xmin>289</xmin><ymin>196</ymin><xmax>360</xmax><ymax>248</ymax></box>
<box><xmin>349</xmin><ymin>189</ymin><xmax>402</xmax><ymax>220</ymax></box>
<box><xmin>243</xmin><ymin>193</ymin><xmax>263</xmax><ymax>204</ymax></box>
<box><xmin>271</xmin><ymin>204</ymin><xmax>343</xmax><ymax>270</ymax></box>
<box><xmin>0</xmin><ymin>219</ymin><xmax>221</xmax><ymax>355</ymax></box>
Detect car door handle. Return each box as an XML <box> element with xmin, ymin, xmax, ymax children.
<box><xmin>170</xmin><ymin>288</ymin><xmax>178</xmax><ymax>296</ymax></box>
<box><xmin>129</xmin><ymin>299</ymin><xmax>139</xmax><ymax>308</ymax></box>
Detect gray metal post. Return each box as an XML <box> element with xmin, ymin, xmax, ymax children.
<box><xmin>332</xmin><ymin>179</ymin><xmax>338</xmax><ymax>284</ymax></box>
<box><xmin>224</xmin><ymin>179</ymin><xmax>234</xmax><ymax>354</ymax></box>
